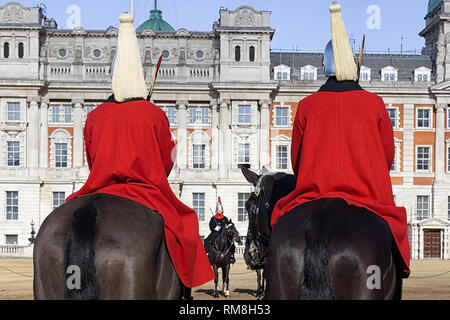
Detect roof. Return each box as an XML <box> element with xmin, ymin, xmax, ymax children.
<box><xmin>136</xmin><ymin>10</ymin><xmax>175</xmax><ymax>32</ymax></box>
<box><xmin>270</xmin><ymin>52</ymin><xmax>434</xmax><ymax>82</ymax></box>
<box><xmin>428</xmin><ymin>0</ymin><xmax>442</xmax><ymax>13</ymax></box>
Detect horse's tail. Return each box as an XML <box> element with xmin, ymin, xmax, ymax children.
<box><xmin>300</xmin><ymin>211</ymin><xmax>335</xmax><ymax>300</ymax></box>
<box><xmin>63</xmin><ymin>204</ymin><xmax>99</xmax><ymax>300</ymax></box>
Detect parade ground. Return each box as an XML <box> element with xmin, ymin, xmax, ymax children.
<box><xmin>0</xmin><ymin>259</ymin><xmax>449</xmax><ymax>300</ymax></box>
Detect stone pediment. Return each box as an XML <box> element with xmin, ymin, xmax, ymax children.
<box><xmin>0</xmin><ymin>1</ymin><xmax>38</xmax><ymax>25</ymax></box>
<box><xmin>432</xmin><ymin>79</ymin><xmax>450</xmax><ymax>91</ymax></box>
<box><xmin>72</xmin><ymin>27</ymin><xmax>87</xmax><ymax>36</ymax></box>
<box><xmin>219</xmin><ymin>5</ymin><xmax>271</xmax><ymax>28</ymax></box>
<box><xmin>106</xmin><ymin>26</ymin><xmax>119</xmax><ymax>36</ymax></box>
<box><xmin>418</xmin><ymin>217</ymin><xmax>450</xmax><ymax>227</ymax></box>
<box><xmin>175</xmin><ymin>28</ymin><xmax>190</xmax><ymax>37</ymax></box>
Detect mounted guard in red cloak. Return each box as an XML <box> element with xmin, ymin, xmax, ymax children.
<box><xmin>66</xmin><ymin>13</ymin><xmax>214</xmax><ymax>290</ymax></box>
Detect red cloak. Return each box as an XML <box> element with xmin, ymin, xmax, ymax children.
<box><xmin>67</xmin><ymin>98</ymin><xmax>214</xmax><ymax>288</ymax></box>
<box><xmin>271</xmin><ymin>79</ymin><xmax>410</xmax><ymax>277</ymax></box>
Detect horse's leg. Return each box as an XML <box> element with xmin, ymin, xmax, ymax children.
<box><xmin>223</xmin><ymin>264</ymin><xmax>230</xmax><ymax>298</ymax></box>
<box><xmin>255</xmin><ymin>269</ymin><xmax>262</xmax><ymax>297</ymax></box>
<box><xmin>213</xmin><ymin>266</ymin><xmax>219</xmax><ymax>298</ymax></box>
<box><xmin>261</xmin><ymin>268</ymin><xmax>266</xmax><ymax>298</ymax></box>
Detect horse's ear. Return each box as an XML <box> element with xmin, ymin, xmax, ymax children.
<box><xmin>241</xmin><ymin>166</ymin><xmax>259</xmax><ymax>186</ymax></box>
<box><xmin>260</xmin><ymin>166</ymin><xmax>270</xmax><ymax>175</ymax></box>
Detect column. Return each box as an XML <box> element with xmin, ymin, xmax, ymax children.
<box><xmin>39</xmin><ymin>99</ymin><xmax>49</xmax><ymax>168</ymax></box>
<box><xmin>210</xmin><ymin>100</ymin><xmax>219</xmax><ymax>170</ymax></box>
<box><xmin>219</xmin><ymin>99</ymin><xmax>230</xmax><ymax>179</ymax></box>
<box><xmin>72</xmin><ymin>100</ymin><xmax>84</xmax><ymax>168</ymax></box>
<box><xmin>402</xmin><ymin>104</ymin><xmax>415</xmax><ymax>186</ymax></box>
<box><xmin>259</xmin><ymin>100</ymin><xmax>271</xmax><ymax>169</ymax></box>
<box><xmin>177</xmin><ymin>100</ymin><xmax>188</xmax><ymax>170</ymax></box>
<box><xmin>433</xmin><ymin>104</ymin><xmax>447</xmax><ymax>220</ymax></box>
<box><xmin>27</xmin><ymin>98</ymin><xmax>40</xmax><ymax>172</ymax></box>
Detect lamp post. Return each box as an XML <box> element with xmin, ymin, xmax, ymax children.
<box><xmin>28</xmin><ymin>220</ymin><xmax>36</xmax><ymax>245</ymax></box>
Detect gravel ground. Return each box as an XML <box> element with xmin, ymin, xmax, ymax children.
<box><xmin>0</xmin><ymin>259</ymin><xmax>449</xmax><ymax>300</ymax></box>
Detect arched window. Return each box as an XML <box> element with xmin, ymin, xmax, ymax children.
<box><xmin>4</xmin><ymin>42</ymin><xmax>10</xmax><ymax>58</ymax></box>
<box><xmin>249</xmin><ymin>46</ymin><xmax>255</xmax><ymax>62</ymax></box>
<box><xmin>18</xmin><ymin>43</ymin><xmax>24</xmax><ymax>59</ymax></box>
<box><xmin>235</xmin><ymin>46</ymin><xmax>241</xmax><ymax>62</ymax></box>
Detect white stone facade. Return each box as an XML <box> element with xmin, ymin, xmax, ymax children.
<box><xmin>0</xmin><ymin>2</ymin><xmax>449</xmax><ymax>260</ymax></box>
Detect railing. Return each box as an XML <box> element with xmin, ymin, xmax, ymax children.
<box><xmin>0</xmin><ymin>245</ymin><xmax>24</xmax><ymax>256</ymax></box>
<box><xmin>50</xmin><ymin>65</ymin><xmax>72</xmax><ymax>76</ymax></box>
<box><xmin>190</xmin><ymin>68</ymin><xmax>211</xmax><ymax>78</ymax></box>
<box><xmin>158</xmin><ymin>67</ymin><xmax>176</xmax><ymax>78</ymax></box>
<box><xmin>84</xmin><ymin>65</ymin><xmax>109</xmax><ymax>77</ymax></box>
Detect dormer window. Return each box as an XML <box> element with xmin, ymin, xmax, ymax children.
<box><xmin>274</xmin><ymin>64</ymin><xmax>291</xmax><ymax>80</ymax></box>
<box><xmin>300</xmin><ymin>65</ymin><xmax>317</xmax><ymax>81</ymax></box>
<box><xmin>359</xmin><ymin>66</ymin><xmax>371</xmax><ymax>81</ymax></box>
<box><xmin>414</xmin><ymin>67</ymin><xmax>431</xmax><ymax>82</ymax></box>
<box><xmin>381</xmin><ymin>66</ymin><xmax>398</xmax><ymax>82</ymax></box>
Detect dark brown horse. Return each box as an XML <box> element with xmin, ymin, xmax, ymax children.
<box><xmin>241</xmin><ymin>167</ymin><xmax>403</xmax><ymax>300</ymax></box>
<box><xmin>33</xmin><ymin>193</ymin><xmax>184</xmax><ymax>300</ymax></box>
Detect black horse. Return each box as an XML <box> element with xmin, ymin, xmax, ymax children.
<box><xmin>242</xmin><ymin>168</ymin><xmax>296</xmax><ymax>299</ymax></box>
<box><xmin>33</xmin><ymin>194</ymin><xmax>185</xmax><ymax>300</ymax></box>
<box><xmin>204</xmin><ymin>220</ymin><xmax>241</xmax><ymax>298</ymax></box>
<box><xmin>241</xmin><ymin>167</ymin><xmax>404</xmax><ymax>300</ymax></box>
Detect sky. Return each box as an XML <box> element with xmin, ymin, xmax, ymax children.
<box><xmin>6</xmin><ymin>0</ymin><xmax>430</xmax><ymax>54</ymax></box>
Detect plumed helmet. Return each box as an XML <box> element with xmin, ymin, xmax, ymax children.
<box><xmin>323</xmin><ymin>40</ymin><xmax>336</xmax><ymax>77</ymax></box>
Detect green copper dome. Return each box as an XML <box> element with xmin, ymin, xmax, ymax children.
<box><xmin>136</xmin><ymin>10</ymin><xmax>175</xmax><ymax>32</ymax></box>
<box><xmin>428</xmin><ymin>0</ymin><xmax>442</xmax><ymax>13</ymax></box>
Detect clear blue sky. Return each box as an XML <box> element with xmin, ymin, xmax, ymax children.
<box><xmin>9</xmin><ymin>0</ymin><xmax>430</xmax><ymax>53</ymax></box>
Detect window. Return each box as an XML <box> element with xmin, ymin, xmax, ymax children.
<box><xmin>274</xmin><ymin>65</ymin><xmax>291</xmax><ymax>81</ymax></box>
<box><xmin>238</xmin><ymin>143</ymin><xmax>251</xmax><ymax>167</ymax></box>
<box><xmin>53</xmin><ymin>192</ymin><xmax>66</xmax><ymax>210</ymax></box>
<box><xmin>166</xmin><ymin>106</ymin><xmax>176</xmax><ymax>125</ymax></box>
<box><xmin>193</xmin><ymin>145</ymin><xmax>206</xmax><ymax>169</ymax></box>
<box><xmin>238</xmin><ymin>105</ymin><xmax>251</xmax><ymax>124</ymax></box>
<box><xmin>391</xmin><ymin>146</ymin><xmax>398</xmax><ymax>172</ymax></box>
<box><xmin>18</xmin><ymin>42</ymin><xmax>24</xmax><ymax>59</ymax></box>
<box><xmin>415</xmin><ymin>67</ymin><xmax>431</xmax><ymax>82</ymax></box>
<box><xmin>6</xmin><ymin>191</ymin><xmax>18</xmax><ymax>221</ymax></box>
<box><xmin>4</xmin><ymin>42</ymin><xmax>9</xmax><ymax>58</ymax></box>
<box><xmin>416</xmin><ymin>146</ymin><xmax>431</xmax><ymax>172</ymax></box>
<box><xmin>275</xmin><ymin>107</ymin><xmax>289</xmax><ymax>126</ymax></box>
<box><xmin>7</xmin><ymin>102</ymin><xmax>20</xmax><ymax>121</ymax></box>
<box><xmin>448</xmin><ymin>197</ymin><xmax>450</xmax><ymax>221</ymax></box>
<box><xmin>201</xmin><ymin>107</ymin><xmax>210</xmax><ymax>125</ymax></box>
<box><xmin>193</xmin><ymin>193</ymin><xmax>205</xmax><ymax>221</ymax></box>
<box><xmin>58</xmin><ymin>49</ymin><xmax>67</xmax><ymax>58</ymax></box>
<box><xmin>93</xmin><ymin>49</ymin><xmax>101</xmax><ymax>58</ymax></box>
<box><xmin>7</xmin><ymin>141</ymin><xmax>20</xmax><ymax>167</ymax></box>
<box><xmin>162</xmin><ymin>50</ymin><xmax>170</xmax><ymax>59</ymax></box>
<box><xmin>51</xmin><ymin>105</ymin><xmax>73</xmax><ymax>123</ymax></box>
<box><xmin>86</xmin><ymin>105</ymin><xmax>96</xmax><ymax>115</ymax></box>
<box><xmin>235</xmin><ymin>46</ymin><xmax>241</xmax><ymax>62</ymax></box>
<box><xmin>64</xmin><ymin>105</ymin><xmax>72</xmax><ymax>123</ymax></box>
<box><xmin>386</xmin><ymin>108</ymin><xmax>398</xmax><ymax>128</ymax></box>
<box><xmin>300</xmin><ymin>65</ymin><xmax>317</xmax><ymax>81</ymax></box>
<box><xmin>196</xmin><ymin>51</ymin><xmax>204</xmax><ymax>59</ymax></box>
<box><xmin>417</xmin><ymin>108</ymin><xmax>431</xmax><ymax>128</ymax></box>
<box><xmin>238</xmin><ymin>193</ymin><xmax>250</xmax><ymax>222</ymax></box>
<box><xmin>189</xmin><ymin>106</ymin><xmax>197</xmax><ymax>124</ymax></box>
<box><xmin>448</xmin><ymin>145</ymin><xmax>450</xmax><ymax>173</ymax></box>
<box><xmin>447</xmin><ymin>108</ymin><xmax>450</xmax><ymax>128</ymax></box>
<box><xmin>359</xmin><ymin>66</ymin><xmax>371</xmax><ymax>82</ymax></box>
<box><xmin>5</xmin><ymin>235</ymin><xmax>18</xmax><ymax>245</ymax></box>
<box><xmin>276</xmin><ymin>145</ymin><xmax>289</xmax><ymax>170</ymax></box>
<box><xmin>381</xmin><ymin>67</ymin><xmax>398</xmax><ymax>82</ymax></box>
<box><xmin>416</xmin><ymin>196</ymin><xmax>430</xmax><ymax>220</ymax></box>
<box><xmin>55</xmin><ymin>143</ymin><xmax>68</xmax><ymax>168</ymax></box>
<box><xmin>249</xmin><ymin>46</ymin><xmax>255</xmax><ymax>62</ymax></box>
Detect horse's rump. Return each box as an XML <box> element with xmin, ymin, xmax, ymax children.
<box><xmin>34</xmin><ymin>193</ymin><xmax>180</xmax><ymax>300</ymax></box>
